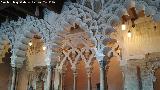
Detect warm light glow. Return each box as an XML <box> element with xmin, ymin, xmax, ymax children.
<box><xmin>42</xmin><ymin>46</ymin><xmax>46</xmax><ymax>50</ymax></box>
<box><xmin>121</xmin><ymin>24</ymin><xmax>126</xmax><ymax>31</ymax></box>
<box><xmin>127</xmin><ymin>30</ymin><xmax>132</xmax><ymax>37</ymax></box>
<box><xmin>28</xmin><ymin>42</ymin><xmax>32</xmax><ymax>46</ymax></box>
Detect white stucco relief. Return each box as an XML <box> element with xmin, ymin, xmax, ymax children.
<box><xmin>0</xmin><ymin>0</ymin><xmax>160</xmax><ymax>90</ymax></box>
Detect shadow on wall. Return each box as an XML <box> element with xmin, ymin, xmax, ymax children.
<box><xmin>0</xmin><ymin>49</ymin><xmax>11</xmax><ymax>90</ymax></box>
<box><xmin>107</xmin><ymin>57</ymin><xmax>124</xmax><ymax>90</ymax></box>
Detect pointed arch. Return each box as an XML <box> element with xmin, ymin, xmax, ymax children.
<box><xmin>11</xmin><ymin>23</ymin><xmax>48</xmax><ymax>68</ymax></box>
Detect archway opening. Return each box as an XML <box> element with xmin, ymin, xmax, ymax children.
<box><xmin>17</xmin><ymin>34</ymin><xmax>46</xmax><ymax>90</ymax></box>
<box><xmin>64</xmin><ymin>62</ymin><xmax>73</xmax><ymax>90</ymax></box>
<box><xmin>54</xmin><ymin>23</ymin><xmax>96</xmax><ymax>89</ymax></box>
<box><xmin>0</xmin><ymin>48</ymin><xmax>12</xmax><ymax>90</ymax></box>
<box><xmin>91</xmin><ymin>59</ymin><xmax>100</xmax><ymax>89</ymax></box>
<box><xmin>26</xmin><ymin>35</ymin><xmax>46</xmax><ymax>69</ymax></box>
<box><xmin>77</xmin><ymin>60</ymin><xmax>87</xmax><ymax>90</ymax></box>
<box><xmin>154</xmin><ymin>68</ymin><xmax>160</xmax><ymax>90</ymax></box>
<box><xmin>0</xmin><ymin>37</ymin><xmax>11</xmax><ymax>90</ymax></box>
<box><xmin>113</xmin><ymin>1</ymin><xmax>160</xmax><ymax>60</ymax></box>
<box><xmin>107</xmin><ymin>57</ymin><xmax>124</xmax><ymax>90</ymax></box>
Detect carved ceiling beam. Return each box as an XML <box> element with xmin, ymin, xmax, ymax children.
<box><xmin>10</xmin><ymin>4</ymin><xmax>36</xmax><ymax>17</ymax></box>
<box><xmin>0</xmin><ymin>13</ymin><xmax>7</xmax><ymax>18</ymax></box>
<box><xmin>0</xmin><ymin>4</ymin><xmax>10</xmax><ymax>11</ymax></box>
<box><xmin>3</xmin><ymin>9</ymin><xmax>20</xmax><ymax>17</ymax></box>
<box><xmin>34</xmin><ymin>0</ymin><xmax>54</xmax><ymax>11</ymax></box>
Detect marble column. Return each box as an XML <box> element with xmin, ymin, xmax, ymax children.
<box><xmin>60</xmin><ymin>72</ymin><xmax>65</xmax><ymax>90</ymax></box>
<box><xmin>73</xmin><ymin>72</ymin><xmax>78</xmax><ymax>90</ymax></box>
<box><xmin>87</xmin><ymin>72</ymin><xmax>92</xmax><ymax>90</ymax></box>
<box><xmin>11</xmin><ymin>67</ymin><xmax>17</xmax><ymax>90</ymax></box>
<box><xmin>99</xmin><ymin>60</ymin><xmax>107</xmax><ymax>90</ymax></box>
<box><xmin>46</xmin><ymin>65</ymin><xmax>52</xmax><ymax>90</ymax></box>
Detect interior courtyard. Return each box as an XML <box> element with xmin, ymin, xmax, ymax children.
<box><xmin>0</xmin><ymin>0</ymin><xmax>160</xmax><ymax>90</ymax></box>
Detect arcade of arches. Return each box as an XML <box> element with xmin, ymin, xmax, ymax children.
<box><xmin>1</xmin><ymin>0</ymin><xmax>160</xmax><ymax>90</ymax></box>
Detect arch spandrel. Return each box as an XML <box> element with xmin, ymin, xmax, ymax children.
<box><xmin>53</xmin><ymin>23</ymin><xmax>96</xmax><ymax>68</ymax></box>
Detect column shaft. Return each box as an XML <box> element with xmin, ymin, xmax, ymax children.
<box><xmin>87</xmin><ymin>74</ymin><xmax>92</xmax><ymax>90</ymax></box>
<box><xmin>73</xmin><ymin>73</ymin><xmax>77</xmax><ymax>90</ymax></box>
<box><xmin>60</xmin><ymin>73</ymin><xmax>64</xmax><ymax>90</ymax></box>
<box><xmin>46</xmin><ymin>66</ymin><xmax>52</xmax><ymax>90</ymax></box>
<box><xmin>11</xmin><ymin>67</ymin><xmax>17</xmax><ymax>90</ymax></box>
<box><xmin>99</xmin><ymin>61</ymin><xmax>107</xmax><ymax>90</ymax></box>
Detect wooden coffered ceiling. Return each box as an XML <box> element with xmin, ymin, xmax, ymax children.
<box><xmin>0</xmin><ymin>0</ymin><xmax>64</xmax><ymax>23</ymax></box>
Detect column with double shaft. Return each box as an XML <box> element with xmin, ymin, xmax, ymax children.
<box><xmin>95</xmin><ymin>49</ymin><xmax>108</xmax><ymax>90</ymax></box>
<box><xmin>93</xmin><ymin>34</ymin><xmax>113</xmax><ymax>90</ymax></box>
<box><xmin>46</xmin><ymin>65</ymin><xmax>53</xmax><ymax>90</ymax></box>
<box><xmin>99</xmin><ymin>60</ymin><xmax>107</xmax><ymax>90</ymax></box>
<box><xmin>45</xmin><ymin>43</ymin><xmax>55</xmax><ymax>90</ymax></box>
<box><xmin>10</xmin><ymin>66</ymin><xmax>17</xmax><ymax>90</ymax></box>
<box><xmin>10</xmin><ymin>56</ymin><xmax>24</xmax><ymax>90</ymax></box>
<box><xmin>86</xmin><ymin>66</ymin><xmax>92</xmax><ymax>90</ymax></box>
<box><xmin>71</xmin><ymin>66</ymin><xmax>78</xmax><ymax>90</ymax></box>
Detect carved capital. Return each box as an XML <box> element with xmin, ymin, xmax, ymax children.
<box><xmin>99</xmin><ymin>60</ymin><xmax>107</xmax><ymax>69</ymax></box>
<box><xmin>47</xmin><ymin>65</ymin><xmax>52</xmax><ymax>72</ymax></box>
<box><xmin>12</xmin><ymin>67</ymin><xmax>16</xmax><ymax>73</ymax></box>
<box><xmin>85</xmin><ymin>66</ymin><xmax>92</xmax><ymax>77</ymax></box>
<box><xmin>73</xmin><ymin>72</ymin><xmax>78</xmax><ymax>77</ymax></box>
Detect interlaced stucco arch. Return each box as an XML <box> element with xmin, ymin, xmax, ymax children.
<box><xmin>97</xmin><ymin>0</ymin><xmax>160</xmax><ymax>61</ymax></box>
<box><xmin>54</xmin><ymin>3</ymin><xmax>97</xmax><ymax>35</ymax></box>
<box><xmin>10</xmin><ymin>18</ymin><xmax>52</xmax><ymax>68</ymax></box>
<box><xmin>52</xmin><ymin>2</ymin><xmax>97</xmax><ymax>64</ymax></box>
<box><xmin>52</xmin><ymin>4</ymin><xmax>98</xmax><ymax>88</ymax></box>
<box><xmin>1</xmin><ymin>0</ymin><xmax>160</xmax><ymax>90</ymax></box>
<box><xmin>51</xmin><ymin>2</ymin><xmax>122</xmax><ymax>90</ymax></box>
<box><xmin>96</xmin><ymin>0</ymin><xmax>160</xmax><ymax>90</ymax></box>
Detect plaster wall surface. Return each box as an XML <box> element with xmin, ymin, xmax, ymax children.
<box><xmin>0</xmin><ymin>63</ymin><xmax>10</xmax><ymax>90</ymax></box>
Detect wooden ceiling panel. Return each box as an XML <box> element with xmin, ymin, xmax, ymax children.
<box><xmin>0</xmin><ymin>0</ymin><xmax>64</xmax><ymax>23</ymax></box>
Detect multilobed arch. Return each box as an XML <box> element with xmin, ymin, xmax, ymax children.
<box><xmin>12</xmin><ymin>26</ymin><xmax>47</xmax><ymax>68</ymax></box>
<box><xmin>99</xmin><ymin>0</ymin><xmax>160</xmax><ymax>27</ymax></box>
<box><xmin>97</xmin><ymin>0</ymin><xmax>160</xmax><ymax>61</ymax></box>
<box><xmin>52</xmin><ymin>4</ymin><xmax>97</xmax><ymax>70</ymax></box>
<box><xmin>55</xmin><ymin>3</ymin><xmax>97</xmax><ymax>36</ymax></box>
<box><xmin>51</xmin><ymin>3</ymin><xmax>97</xmax><ymax>65</ymax></box>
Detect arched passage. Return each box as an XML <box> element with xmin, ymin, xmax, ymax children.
<box><xmin>97</xmin><ymin>0</ymin><xmax>160</xmax><ymax>90</ymax></box>
<box><xmin>17</xmin><ymin>34</ymin><xmax>46</xmax><ymax>90</ymax></box>
<box><xmin>1</xmin><ymin>0</ymin><xmax>160</xmax><ymax>90</ymax></box>
<box><xmin>10</xmin><ymin>27</ymin><xmax>47</xmax><ymax>90</ymax></box>
<box><xmin>0</xmin><ymin>48</ymin><xmax>12</xmax><ymax>90</ymax></box>
<box><xmin>0</xmin><ymin>35</ymin><xmax>11</xmax><ymax>90</ymax></box>
<box><xmin>53</xmin><ymin>20</ymin><xmax>96</xmax><ymax>89</ymax></box>
<box><xmin>107</xmin><ymin>57</ymin><xmax>124</xmax><ymax>90</ymax></box>
<box><xmin>64</xmin><ymin>62</ymin><xmax>73</xmax><ymax>90</ymax></box>
<box><xmin>154</xmin><ymin>68</ymin><xmax>160</xmax><ymax>90</ymax></box>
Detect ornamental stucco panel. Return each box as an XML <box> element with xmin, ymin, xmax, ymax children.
<box><xmin>0</xmin><ymin>0</ymin><xmax>160</xmax><ymax>90</ymax></box>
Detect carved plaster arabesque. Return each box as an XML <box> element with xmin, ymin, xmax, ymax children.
<box><xmin>0</xmin><ymin>0</ymin><xmax>160</xmax><ymax>90</ymax></box>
